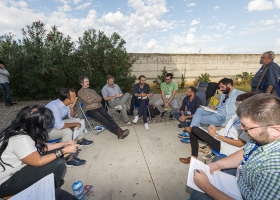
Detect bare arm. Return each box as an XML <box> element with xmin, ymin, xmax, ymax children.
<box><xmin>265</xmin><ymin>85</ymin><xmax>274</xmax><ymax>94</ymax></box>
<box><xmin>161</xmin><ymin>90</ymin><xmax>166</xmax><ymax>103</ymax></box>
<box><xmin>167</xmin><ymin>90</ymin><xmax>177</xmax><ymax>104</ymax></box>
<box><xmin>216</xmin><ymin>135</ymin><xmax>245</xmax><ymax>147</ymax></box>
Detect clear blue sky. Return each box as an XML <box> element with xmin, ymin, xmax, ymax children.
<box><xmin>1</xmin><ymin>0</ymin><xmax>280</xmax><ymax>53</ymax></box>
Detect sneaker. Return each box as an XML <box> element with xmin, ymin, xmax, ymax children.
<box><xmin>77</xmin><ymin>138</ymin><xmax>93</xmax><ymax>147</ymax></box>
<box><xmin>144</xmin><ymin>123</ymin><xmax>149</xmax><ymax>131</ymax></box>
<box><xmin>160</xmin><ymin>112</ymin><xmax>165</xmax><ymax>118</ymax></box>
<box><xmin>180</xmin><ymin>138</ymin><xmax>190</xmax><ymax>143</ymax></box>
<box><xmin>114</xmin><ymin>105</ymin><xmax>122</xmax><ymax>110</ymax></box>
<box><xmin>75</xmin><ymin>157</ymin><xmax>86</xmax><ymax>162</ymax></box>
<box><xmin>126</xmin><ymin>121</ymin><xmax>132</xmax><ymax>126</ymax></box>
<box><xmin>133</xmin><ymin>116</ymin><xmax>139</xmax><ymax>124</ymax></box>
<box><xmin>66</xmin><ymin>157</ymin><xmax>86</xmax><ymax>167</ymax></box>
<box><xmin>178</xmin><ymin>132</ymin><xmax>190</xmax><ymax>138</ymax></box>
<box><xmin>169</xmin><ymin>114</ymin><xmax>174</xmax><ymax>120</ymax></box>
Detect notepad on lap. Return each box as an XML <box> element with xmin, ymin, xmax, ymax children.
<box><xmin>187</xmin><ymin>158</ymin><xmax>242</xmax><ymax>200</ymax></box>
<box><xmin>200</xmin><ymin>105</ymin><xmax>218</xmax><ymax>113</ymax></box>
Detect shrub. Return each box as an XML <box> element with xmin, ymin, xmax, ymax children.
<box><xmin>193</xmin><ymin>73</ymin><xmax>211</xmax><ymax>86</ymax></box>
<box><xmin>156</xmin><ymin>66</ymin><xmax>174</xmax><ymax>85</ymax></box>
<box><xmin>180</xmin><ymin>69</ymin><xmax>186</xmax><ymax>89</ymax></box>
<box><xmin>235</xmin><ymin>72</ymin><xmax>254</xmax><ymax>85</ymax></box>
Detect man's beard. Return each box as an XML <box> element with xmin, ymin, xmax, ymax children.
<box><xmin>247</xmin><ymin>129</ymin><xmax>270</xmax><ymax>146</ymax></box>
<box><xmin>222</xmin><ymin>86</ymin><xmax>230</xmax><ymax>94</ymax></box>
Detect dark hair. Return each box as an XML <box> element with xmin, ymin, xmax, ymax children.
<box><xmin>236</xmin><ymin>92</ymin><xmax>256</xmax><ymax>102</ymax></box>
<box><xmin>78</xmin><ymin>75</ymin><xmax>89</xmax><ymax>86</ymax></box>
<box><xmin>138</xmin><ymin>75</ymin><xmax>146</xmax><ymax>80</ymax></box>
<box><xmin>0</xmin><ymin>105</ymin><xmax>53</xmax><ymax>171</ymax></box>
<box><xmin>0</xmin><ymin>60</ymin><xmax>4</xmax><ymax>65</ymax></box>
<box><xmin>188</xmin><ymin>86</ymin><xmax>197</xmax><ymax>94</ymax></box>
<box><xmin>237</xmin><ymin>94</ymin><xmax>280</xmax><ymax>125</ymax></box>
<box><xmin>166</xmin><ymin>73</ymin><xmax>173</xmax><ymax>79</ymax></box>
<box><xmin>218</xmin><ymin>78</ymin><xmax>233</xmax><ymax>86</ymax></box>
<box><xmin>59</xmin><ymin>88</ymin><xmax>75</xmax><ymax>101</ymax></box>
<box><xmin>106</xmin><ymin>75</ymin><xmax>114</xmax><ymax>80</ymax></box>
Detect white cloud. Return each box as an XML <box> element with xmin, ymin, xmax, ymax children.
<box><xmin>73</xmin><ymin>0</ymin><xmax>82</xmax><ymax>4</ymax></box>
<box><xmin>247</xmin><ymin>0</ymin><xmax>274</xmax><ymax>11</ymax></box>
<box><xmin>214</xmin><ymin>6</ymin><xmax>220</xmax><ymax>9</ymax></box>
<box><xmin>188</xmin><ymin>27</ymin><xmax>196</xmax><ymax>33</ymax></box>
<box><xmin>186</xmin><ymin>10</ymin><xmax>192</xmax><ymax>12</ymax></box>
<box><xmin>275</xmin><ymin>0</ymin><xmax>280</xmax><ymax>8</ymax></box>
<box><xmin>260</xmin><ymin>19</ymin><xmax>276</xmax><ymax>24</ymax></box>
<box><xmin>77</xmin><ymin>2</ymin><xmax>91</xmax><ymax>10</ymax></box>
<box><xmin>228</xmin><ymin>26</ymin><xmax>236</xmax><ymax>30</ymax></box>
<box><xmin>208</xmin><ymin>22</ymin><xmax>227</xmax><ymax>30</ymax></box>
<box><xmin>190</xmin><ymin>19</ymin><xmax>200</xmax><ymax>26</ymax></box>
<box><xmin>187</xmin><ymin>3</ymin><xmax>195</xmax><ymax>7</ymax></box>
<box><xmin>102</xmin><ymin>11</ymin><xmax>127</xmax><ymax>29</ymax></box>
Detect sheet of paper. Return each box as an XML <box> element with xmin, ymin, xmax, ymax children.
<box><xmin>200</xmin><ymin>106</ymin><xmax>218</xmax><ymax>113</ymax></box>
<box><xmin>10</xmin><ymin>173</ymin><xmax>55</xmax><ymax>200</ymax></box>
<box><xmin>73</xmin><ymin>119</ymin><xmax>85</xmax><ymax>140</ymax></box>
<box><xmin>187</xmin><ymin>158</ymin><xmax>242</xmax><ymax>200</ymax></box>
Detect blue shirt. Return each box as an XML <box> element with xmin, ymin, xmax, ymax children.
<box><xmin>45</xmin><ymin>99</ymin><xmax>73</xmax><ymax>129</ymax></box>
<box><xmin>179</xmin><ymin>95</ymin><xmax>202</xmax><ymax>114</ymax></box>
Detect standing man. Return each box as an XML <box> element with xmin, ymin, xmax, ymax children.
<box><xmin>250</xmin><ymin>51</ymin><xmax>280</xmax><ymax>94</ymax></box>
<box><xmin>185</xmin><ymin>78</ymin><xmax>244</xmax><ymax>134</ymax></box>
<box><xmin>78</xmin><ymin>76</ymin><xmax>130</xmax><ymax>139</ymax></box>
<box><xmin>173</xmin><ymin>86</ymin><xmax>202</xmax><ymax>129</ymax></box>
<box><xmin>154</xmin><ymin>73</ymin><xmax>178</xmax><ymax>119</ymax></box>
<box><xmin>0</xmin><ymin>60</ymin><xmax>15</xmax><ymax>107</ymax></box>
<box><xmin>101</xmin><ymin>75</ymin><xmax>131</xmax><ymax>126</ymax></box>
<box><xmin>191</xmin><ymin>94</ymin><xmax>280</xmax><ymax>200</ymax></box>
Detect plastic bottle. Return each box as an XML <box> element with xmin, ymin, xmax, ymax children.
<box><xmin>72</xmin><ymin>180</ymin><xmax>85</xmax><ymax>200</ymax></box>
<box><xmin>83</xmin><ymin>128</ymin><xmax>88</xmax><ymax>135</ymax></box>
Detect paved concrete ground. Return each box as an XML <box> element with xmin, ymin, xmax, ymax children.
<box><xmin>0</xmin><ymin>95</ymin><xmax>193</xmax><ymax>200</ymax></box>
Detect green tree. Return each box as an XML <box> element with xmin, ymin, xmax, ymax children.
<box><xmin>193</xmin><ymin>73</ymin><xmax>211</xmax><ymax>86</ymax></box>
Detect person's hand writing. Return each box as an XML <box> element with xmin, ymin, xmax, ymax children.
<box><xmin>193</xmin><ymin>169</ymin><xmax>211</xmax><ymax>192</ymax></box>
<box><xmin>210</xmin><ymin>105</ymin><xmax>216</xmax><ymax>110</ymax></box>
<box><xmin>75</xmin><ymin>123</ymin><xmax>81</xmax><ymax>130</ymax></box>
<box><xmin>208</xmin><ymin>161</ymin><xmax>222</xmax><ymax>175</ymax></box>
<box><xmin>207</xmin><ymin>125</ymin><xmax>217</xmax><ymax>137</ymax></box>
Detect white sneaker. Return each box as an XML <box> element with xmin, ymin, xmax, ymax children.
<box><xmin>126</xmin><ymin>121</ymin><xmax>132</xmax><ymax>126</ymax></box>
<box><xmin>144</xmin><ymin>123</ymin><xmax>149</xmax><ymax>131</ymax></box>
<box><xmin>114</xmin><ymin>105</ymin><xmax>122</xmax><ymax>110</ymax></box>
<box><xmin>133</xmin><ymin>116</ymin><xmax>139</xmax><ymax>124</ymax></box>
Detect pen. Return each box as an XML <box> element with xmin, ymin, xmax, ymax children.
<box><xmin>208</xmin><ymin>124</ymin><xmax>213</xmax><ymax>129</ymax></box>
<box><xmin>196</xmin><ymin>169</ymin><xmax>200</xmax><ymax>173</ymax></box>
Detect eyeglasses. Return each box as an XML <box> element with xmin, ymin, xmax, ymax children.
<box><xmin>240</xmin><ymin>122</ymin><xmax>272</xmax><ymax>133</ymax></box>
<box><xmin>166</xmin><ymin>79</ymin><xmax>171</xmax><ymax>81</ymax></box>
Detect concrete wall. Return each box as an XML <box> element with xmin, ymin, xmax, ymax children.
<box><xmin>130</xmin><ymin>53</ymin><xmax>279</xmax><ymax>86</ymax></box>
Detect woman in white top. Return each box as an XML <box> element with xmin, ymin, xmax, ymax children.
<box><xmin>0</xmin><ymin>105</ymin><xmax>79</xmax><ymax>197</ymax></box>
<box><xmin>179</xmin><ymin>92</ymin><xmax>256</xmax><ymax>164</ymax></box>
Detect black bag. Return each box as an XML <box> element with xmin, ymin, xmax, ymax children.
<box><xmin>147</xmin><ymin>103</ymin><xmax>156</xmax><ymax>118</ymax></box>
<box><xmin>154</xmin><ymin>106</ymin><xmax>160</xmax><ymax>115</ymax></box>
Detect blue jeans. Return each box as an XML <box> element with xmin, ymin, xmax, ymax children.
<box><xmin>135</xmin><ymin>98</ymin><xmax>148</xmax><ymax>123</ymax></box>
<box><xmin>190</xmin><ymin>108</ymin><xmax>225</xmax><ymax>127</ymax></box>
<box><xmin>0</xmin><ymin>82</ymin><xmax>12</xmax><ymax>106</ymax></box>
<box><xmin>190</xmin><ymin>156</ymin><xmax>237</xmax><ymax>199</ymax></box>
<box><xmin>173</xmin><ymin>110</ymin><xmax>191</xmax><ymax>127</ymax></box>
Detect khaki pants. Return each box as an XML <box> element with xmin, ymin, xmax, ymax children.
<box><xmin>47</xmin><ymin>118</ymin><xmax>84</xmax><ymax>142</ymax></box>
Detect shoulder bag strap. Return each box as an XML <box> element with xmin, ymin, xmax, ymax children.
<box><xmin>256</xmin><ymin>66</ymin><xmax>269</xmax><ymax>89</ymax></box>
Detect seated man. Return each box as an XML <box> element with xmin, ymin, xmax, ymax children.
<box><xmin>129</xmin><ymin>75</ymin><xmax>152</xmax><ymax>131</ymax></box>
<box><xmin>185</xmin><ymin>78</ymin><xmax>244</xmax><ymax>133</ymax></box>
<box><xmin>101</xmin><ymin>75</ymin><xmax>131</xmax><ymax>126</ymax></box>
<box><xmin>191</xmin><ymin>94</ymin><xmax>280</xmax><ymax>200</ymax></box>
<box><xmin>173</xmin><ymin>86</ymin><xmax>202</xmax><ymax>131</ymax></box>
<box><xmin>154</xmin><ymin>73</ymin><xmax>178</xmax><ymax>119</ymax></box>
<box><xmin>45</xmin><ymin>88</ymin><xmax>93</xmax><ymax>147</ymax></box>
<box><xmin>78</xmin><ymin>76</ymin><xmax>130</xmax><ymax>139</ymax></box>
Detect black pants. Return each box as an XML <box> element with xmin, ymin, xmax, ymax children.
<box><xmin>86</xmin><ymin>107</ymin><xmax>120</xmax><ymax>135</ymax></box>
<box><xmin>135</xmin><ymin>99</ymin><xmax>148</xmax><ymax>123</ymax></box>
<box><xmin>55</xmin><ymin>188</ymin><xmax>78</xmax><ymax>200</ymax></box>
<box><xmin>0</xmin><ymin>158</ymin><xmax>66</xmax><ymax>197</ymax></box>
<box><xmin>190</xmin><ymin>126</ymin><xmax>221</xmax><ymax>157</ymax></box>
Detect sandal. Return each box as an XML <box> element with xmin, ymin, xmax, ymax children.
<box><xmin>179</xmin><ymin>157</ymin><xmax>191</xmax><ymax>164</ymax></box>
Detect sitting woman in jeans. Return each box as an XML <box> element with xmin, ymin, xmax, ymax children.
<box><xmin>179</xmin><ymin>92</ymin><xmax>256</xmax><ymax>164</ymax></box>
<box><xmin>0</xmin><ymin>105</ymin><xmax>79</xmax><ymax>198</ymax></box>
<box><xmin>131</xmin><ymin>75</ymin><xmax>152</xmax><ymax>131</ymax></box>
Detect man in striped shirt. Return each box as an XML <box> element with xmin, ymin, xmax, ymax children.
<box><xmin>190</xmin><ymin>94</ymin><xmax>280</xmax><ymax>200</ymax></box>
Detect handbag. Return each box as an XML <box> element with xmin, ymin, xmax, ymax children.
<box><xmin>255</xmin><ymin>66</ymin><xmax>269</xmax><ymax>94</ymax></box>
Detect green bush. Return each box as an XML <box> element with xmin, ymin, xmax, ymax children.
<box><xmin>156</xmin><ymin>66</ymin><xmax>174</xmax><ymax>86</ymax></box>
<box><xmin>235</xmin><ymin>72</ymin><xmax>254</xmax><ymax>85</ymax></box>
<box><xmin>180</xmin><ymin>69</ymin><xmax>186</xmax><ymax>89</ymax></box>
<box><xmin>0</xmin><ymin>21</ymin><xmax>136</xmax><ymax>100</ymax></box>
<box><xmin>193</xmin><ymin>73</ymin><xmax>211</xmax><ymax>86</ymax></box>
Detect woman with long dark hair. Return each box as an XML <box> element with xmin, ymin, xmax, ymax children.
<box><xmin>0</xmin><ymin>105</ymin><xmax>79</xmax><ymax>197</ymax></box>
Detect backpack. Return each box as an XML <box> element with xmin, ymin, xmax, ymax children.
<box><xmin>147</xmin><ymin>103</ymin><xmax>156</xmax><ymax>118</ymax></box>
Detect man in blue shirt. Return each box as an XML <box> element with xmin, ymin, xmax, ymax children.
<box><xmin>46</xmin><ymin>88</ymin><xmax>93</xmax><ymax>167</ymax></box>
<box><xmin>173</xmin><ymin>86</ymin><xmax>202</xmax><ymax>129</ymax></box>
<box><xmin>250</xmin><ymin>51</ymin><xmax>280</xmax><ymax>95</ymax></box>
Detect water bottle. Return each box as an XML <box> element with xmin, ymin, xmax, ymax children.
<box><xmin>83</xmin><ymin>128</ymin><xmax>88</xmax><ymax>135</ymax></box>
<box><xmin>72</xmin><ymin>180</ymin><xmax>85</xmax><ymax>200</ymax></box>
